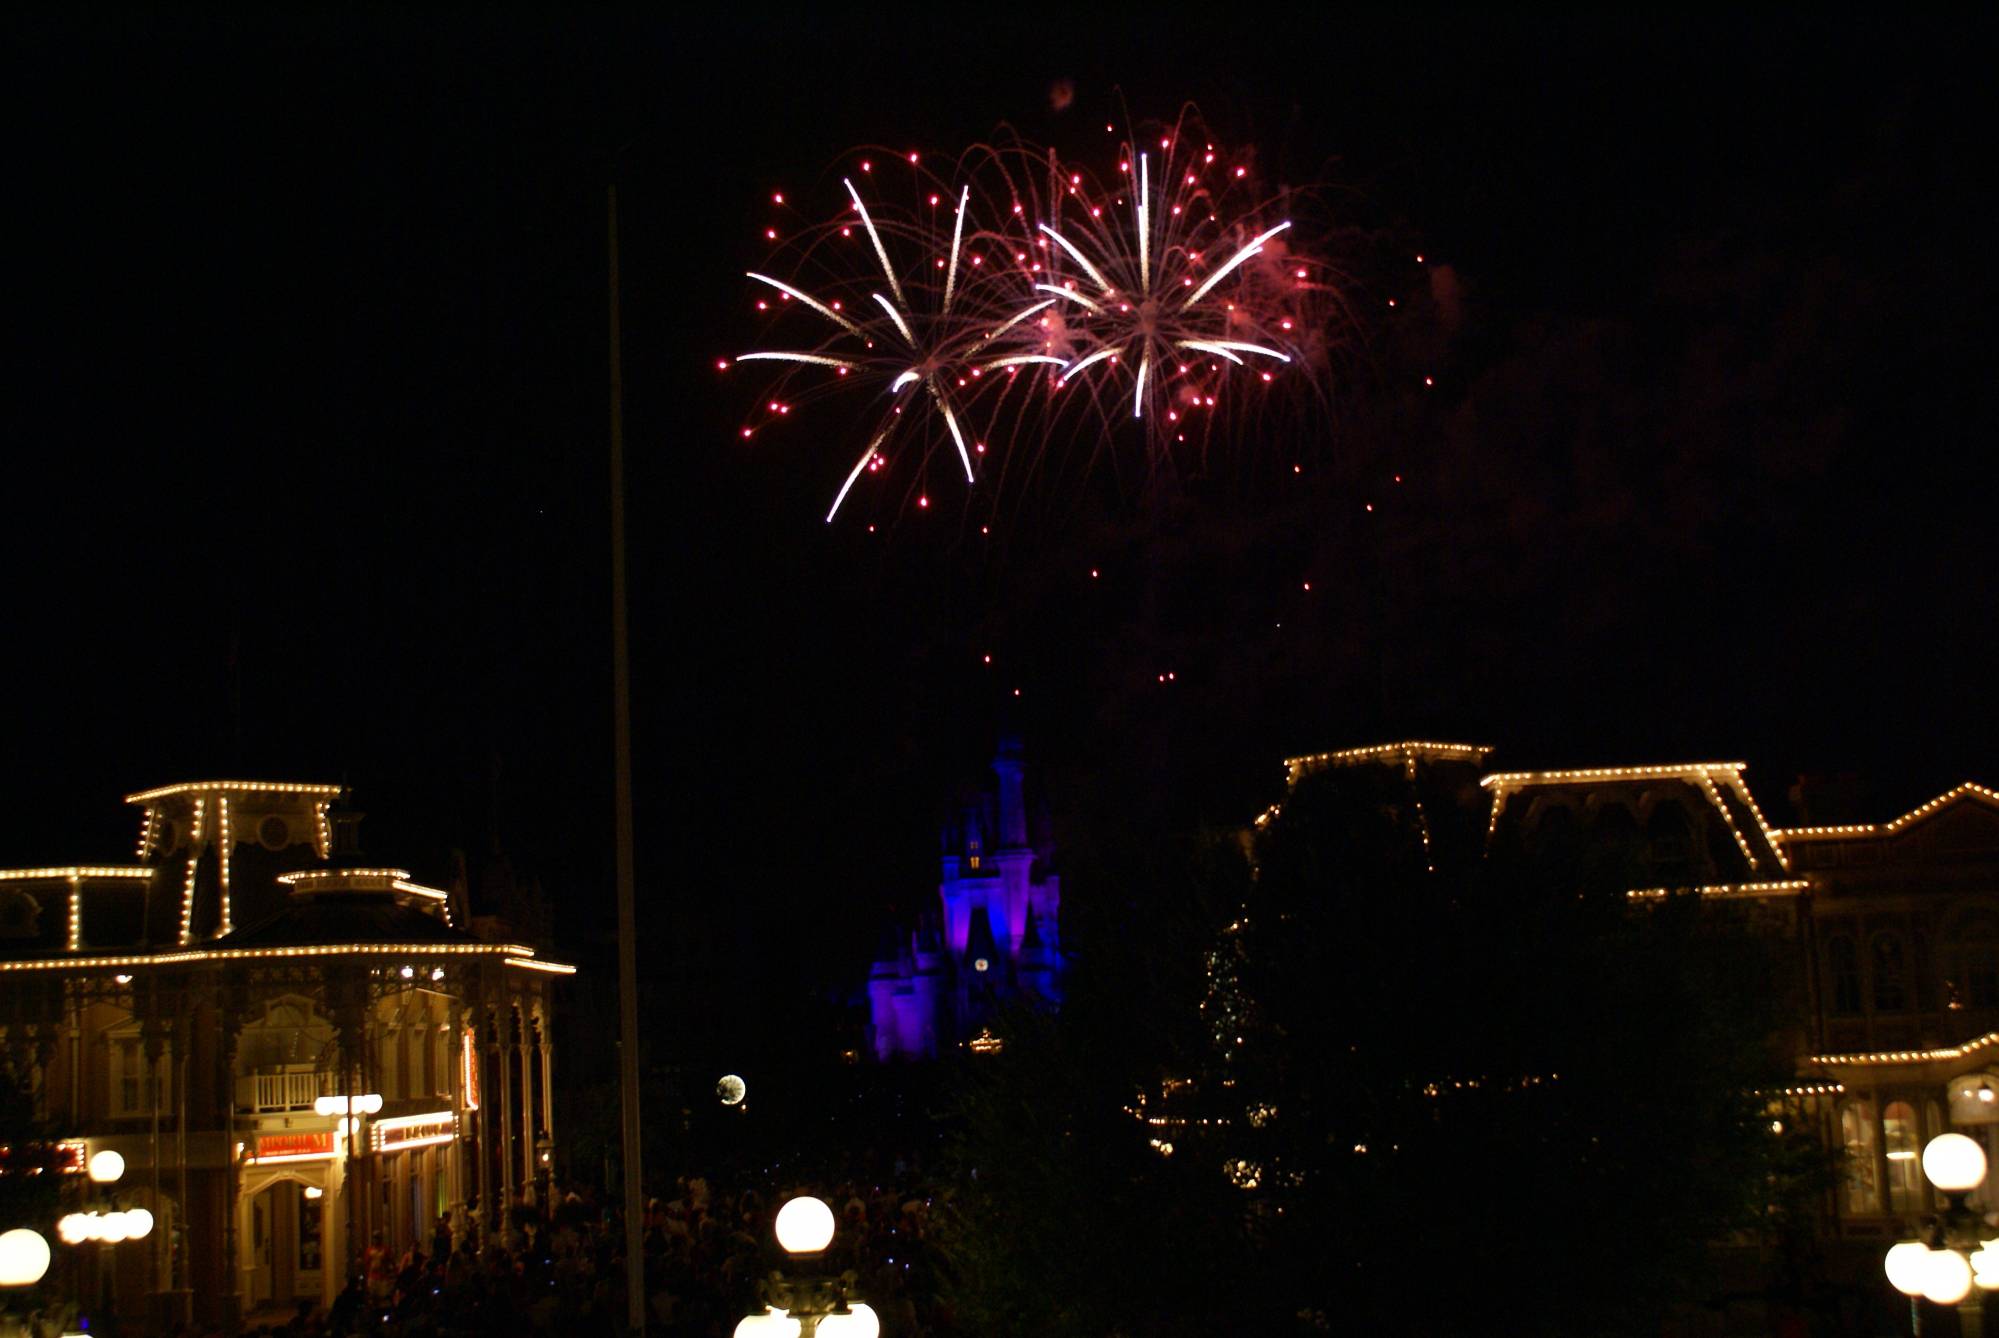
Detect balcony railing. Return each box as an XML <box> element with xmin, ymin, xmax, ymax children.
<box><xmin>236</xmin><ymin>1067</ymin><xmax>336</xmax><ymax>1114</ymax></box>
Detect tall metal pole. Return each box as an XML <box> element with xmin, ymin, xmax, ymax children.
<box><xmin>608</xmin><ymin>182</ymin><xmax>648</xmax><ymax>1334</ymax></box>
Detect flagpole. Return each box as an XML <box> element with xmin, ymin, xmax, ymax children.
<box><xmin>608</xmin><ymin>181</ymin><xmax>647</xmax><ymax>1335</ymax></box>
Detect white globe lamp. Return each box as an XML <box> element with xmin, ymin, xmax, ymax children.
<box><xmin>1887</xmin><ymin>1241</ymin><xmax>1934</xmax><ymax>1296</ymax></box>
<box><xmin>1925</xmin><ymin>1246</ymin><xmax>1976</xmax><ymax>1305</ymax></box>
<box><xmin>95</xmin><ymin>1211</ymin><xmax>131</xmax><ymax>1244</ymax></box>
<box><xmin>123</xmin><ymin>1207</ymin><xmax>155</xmax><ymax>1240</ymax></box>
<box><xmin>773</xmin><ymin>1196</ymin><xmax>836</xmax><ymax>1255</ymax></box>
<box><xmin>87</xmin><ymin>1148</ymin><xmax>125</xmax><ymax>1184</ymax></box>
<box><xmin>1924</xmin><ymin>1133</ymin><xmax>1989</xmax><ymax>1193</ymax></box>
<box><xmin>0</xmin><ymin>1228</ymin><xmax>51</xmax><ymax>1287</ymax></box>
<box><xmin>732</xmin><ymin>1306</ymin><xmax>801</xmax><ymax>1337</ymax></box>
<box><xmin>818</xmin><ymin>1303</ymin><xmax>881</xmax><ymax>1338</ymax></box>
<box><xmin>56</xmin><ymin>1214</ymin><xmax>90</xmax><ymax>1246</ymax></box>
<box><xmin>1970</xmin><ymin>1239</ymin><xmax>1999</xmax><ymax>1289</ymax></box>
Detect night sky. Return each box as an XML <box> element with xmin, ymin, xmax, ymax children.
<box><xmin>4</xmin><ymin>11</ymin><xmax>1994</xmax><ymax>1053</ymax></box>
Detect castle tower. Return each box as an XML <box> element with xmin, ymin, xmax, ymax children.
<box><xmin>867</xmin><ymin>738</ymin><xmax>1066</xmax><ymax>1059</ymax></box>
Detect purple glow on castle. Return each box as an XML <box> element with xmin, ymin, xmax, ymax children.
<box><xmin>866</xmin><ymin>737</ymin><xmax>1064</xmax><ymax>1060</ymax></box>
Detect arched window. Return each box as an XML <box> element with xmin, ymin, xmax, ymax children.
<box><xmin>1885</xmin><ymin>1100</ymin><xmax>1923</xmax><ymax>1212</ymax></box>
<box><xmin>1840</xmin><ymin>1098</ymin><xmax>1882</xmax><ymax>1214</ymax></box>
<box><xmin>1532</xmin><ymin>804</ymin><xmax>1577</xmax><ymax>859</ymax></box>
<box><xmin>1874</xmin><ymin>935</ymin><xmax>1908</xmax><ymax>1013</ymax></box>
<box><xmin>1827</xmin><ymin>937</ymin><xmax>1862</xmax><ymax>1016</ymax></box>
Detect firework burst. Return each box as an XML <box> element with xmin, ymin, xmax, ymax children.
<box><xmin>728</xmin><ymin>159</ymin><xmax>1062</xmax><ymax>522</ymax></box>
<box><xmin>729</xmin><ymin>112</ymin><xmax>1347</xmax><ymax>523</ymax></box>
<box><xmin>971</xmin><ymin>109</ymin><xmax>1340</xmax><ymax>469</ymax></box>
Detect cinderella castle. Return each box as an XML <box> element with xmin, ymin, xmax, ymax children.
<box><xmin>865</xmin><ymin>737</ymin><xmax>1066</xmax><ymax>1060</ymax></box>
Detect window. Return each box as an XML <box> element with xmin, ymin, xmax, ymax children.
<box><xmin>111</xmin><ymin>1036</ymin><xmax>168</xmax><ymax>1117</ymax></box>
<box><xmin>1874</xmin><ymin>935</ymin><xmax>1908</xmax><ymax>1013</ymax></box>
<box><xmin>1840</xmin><ymin>1099</ymin><xmax>1882</xmax><ymax>1214</ymax></box>
<box><xmin>1885</xmin><ymin>1101</ymin><xmax>1923</xmax><ymax>1212</ymax></box>
<box><xmin>1828</xmin><ymin>937</ymin><xmax>1862</xmax><ymax>1016</ymax></box>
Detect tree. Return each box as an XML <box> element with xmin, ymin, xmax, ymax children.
<box><xmin>941</xmin><ymin>756</ymin><xmax>1803</xmax><ymax>1335</ymax></box>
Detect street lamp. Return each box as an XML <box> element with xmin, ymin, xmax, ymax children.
<box><xmin>0</xmin><ymin>1227</ymin><xmax>52</xmax><ymax>1338</ymax></box>
<box><xmin>0</xmin><ymin>1230</ymin><xmax>51</xmax><ymax>1287</ymax></box>
<box><xmin>1885</xmin><ymin>1132</ymin><xmax>1997</xmax><ymax>1328</ymax></box>
<box><xmin>735</xmin><ymin>1196</ymin><xmax>880</xmax><ymax>1338</ymax></box>
<box><xmin>59</xmin><ymin>1147</ymin><xmax>155</xmax><ymax>1245</ymax></box>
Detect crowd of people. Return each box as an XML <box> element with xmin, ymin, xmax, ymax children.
<box><xmin>164</xmin><ymin>1173</ymin><xmax>947</xmax><ymax>1338</ymax></box>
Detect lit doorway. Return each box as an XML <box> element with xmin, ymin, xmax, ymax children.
<box><xmin>248</xmin><ymin>1180</ymin><xmax>324</xmax><ymax>1307</ymax></box>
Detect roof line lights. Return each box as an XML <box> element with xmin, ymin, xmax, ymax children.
<box><xmin>0</xmin><ymin>866</ymin><xmax>155</xmax><ymax>881</ymax></box>
<box><xmin>503</xmin><ymin>957</ymin><xmax>577</xmax><ymax>976</ymax></box>
<box><xmin>2</xmin><ymin>942</ymin><xmax>548</xmax><ymax>972</ymax></box>
<box><xmin>124</xmin><ymin>780</ymin><xmax>343</xmax><ymax>805</ymax></box>
<box><xmin>1810</xmin><ymin>1031</ymin><xmax>1999</xmax><ymax>1067</ymax></box>
<box><xmin>1285</xmin><ymin>741</ymin><xmax>1492</xmax><ymax>772</ymax></box>
<box><xmin>390</xmin><ymin>880</ymin><xmax>449</xmax><ymax>902</ymax></box>
<box><xmin>1774</xmin><ymin>782</ymin><xmax>1999</xmax><ymax>842</ymax></box>
<box><xmin>276</xmin><ymin>868</ymin><xmax>412</xmax><ymax>886</ymax></box>
<box><xmin>1625</xmin><ymin>880</ymin><xmax>1811</xmax><ymax>901</ymax></box>
<box><xmin>1480</xmin><ymin>762</ymin><xmax>1749</xmax><ymax>789</ymax></box>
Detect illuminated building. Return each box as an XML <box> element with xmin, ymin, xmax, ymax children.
<box><xmin>0</xmin><ymin>780</ymin><xmax>573</xmax><ymax>1328</ymax></box>
<box><xmin>1476</xmin><ymin>753</ymin><xmax>1999</xmax><ymax>1240</ymax></box>
<box><xmin>866</xmin><ymin>737</ymin><xmax>1064</xmax><ymax>1059</ymax></box>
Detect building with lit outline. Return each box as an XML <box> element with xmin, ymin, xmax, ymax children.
<box><xmin>0</xmin><ymin>779</ymin><xmax>573</xmax><ymax>1328</ymax></box>
<box><xmin>1282</xmin><ymin>743</ymin><xmax>1999</xmax><ymax>1251</ymax></box>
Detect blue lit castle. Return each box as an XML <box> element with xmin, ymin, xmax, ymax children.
<box><xmin>866</xmin><ymin>738</ymin><xmax>1065</xmax><ymax>1060</ymax></box>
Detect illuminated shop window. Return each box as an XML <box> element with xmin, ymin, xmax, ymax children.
<box><xmin>1885</xmin><ymin>1100</ymin><xmax>1923</xmax><ymax>1213</ymax></box>
<box><xmin>1840</xmin><ymin>1099</ymin><xmax>1882</xmax><ymax>1214</ymax></box>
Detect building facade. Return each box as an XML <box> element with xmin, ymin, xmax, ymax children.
<box><xmin>866</xmin><ymin>739</ymin><xmax>1064</xmax><ymax>1060</ymax></box>
<box><xmin>1335</xmin><ymin>745</ymin><xmax>1999</xmax><ymax>1248</ymax></box>
<box><xmin>0</xmin><ymin>779</ymin><xmax>572</xmax><ymax>1329</ymax></box>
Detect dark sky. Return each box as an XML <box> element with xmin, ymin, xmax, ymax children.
<box><xmin>3</xmin><ymin>10</ymin><xmax>1993</xmax><ymax>1050</ymax></box>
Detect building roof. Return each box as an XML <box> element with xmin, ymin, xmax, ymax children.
<box><xmin>1480</xmin><ymin>760</ymin><xmax>1790</xmax><ymax>874</ymax></box>
<box><xmin>1284</xmin><ymin>741</ymin><xmax>1492</xmax><ymax>787</ymax></box>
<box><xmin>124</xmin><ymin>779</ymin><xmax>344</xmax><ymax>805</ymax></box>
<box><xmin>1772</xmin><ymin>781</ymin><xmax>1999</xmax><ymax>844</ymax></box>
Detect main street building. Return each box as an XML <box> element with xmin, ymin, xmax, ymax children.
<box><xmin>0</xmin><ymin>779</ymin><xmax>573</xmax><ymax>1328</ymax></box>
<box><xmin>1286</xmin><ymin>743</ymin><xmax>1999</xmax><ymax>1253</ymax></box>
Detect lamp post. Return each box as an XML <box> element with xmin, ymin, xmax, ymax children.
<box><xmin>733</xmin><ymin>1196</ymin><xmax>880</xmax><ymax>1338</ymax></box>
<box><xmin>1885</xmin><ymin>1132</ymin><xmax>1996</xmax><ymax>1335</ymax></box>
<box><xmin>52</xmin><ymin>1149</ymin><xmax>154</xmax><ymax>1325</ymax></box>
